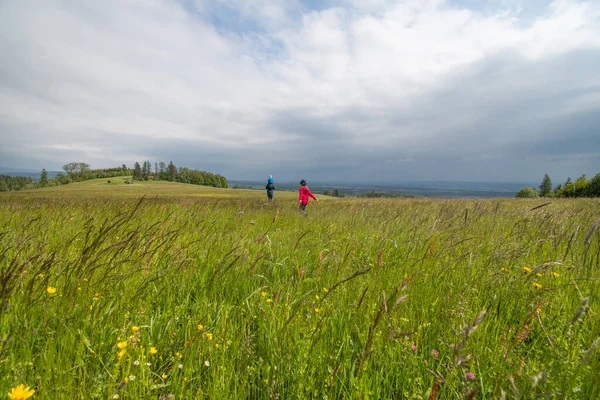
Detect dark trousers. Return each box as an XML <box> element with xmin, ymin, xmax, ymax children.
<box><xmin>299</xmin><ymin>203</ymin><xmax>307</xmax><ymax>212</ymax></box>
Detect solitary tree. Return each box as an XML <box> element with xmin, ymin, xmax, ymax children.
<box><xmin>40</xmin><ymin>169</ymin><xmax>48</xmax><ymax>186</ymax></box>
<box><xmin>539</xmin><ymin>174</ymin><xmax>552</xmax><ymax>197</ymax></box>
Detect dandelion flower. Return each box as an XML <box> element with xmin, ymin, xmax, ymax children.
<box><xmin>37</xmin><ymin>274</ymin><xmax>44</xmax><ymax>279</ymax></box>
<box><xmin>314</xmin><ymin>308</ymin><xmax>319</xmax><ymax>313</ymax></box>
<box><xmin>89</xmin><ymin>305</ymin><xmax>93</xmax><ymax>311</ymax></box>
<box><xmin>117</xmin><ymin>341</ymin><xmax>128</xmax><ymax>349</ymax></box>
<box><xmin>315</xmin><ymin>295</ymin><xmax>320</xmax><ymax>300</ymax></box>
<box><xmin>118</xmin><ymin>349</ymin><xmax>126</xmax><ymax>358</ymax></box>
<box><xmin>46</xmin><ymin>286</ymin><xmax>57</xmax><ymax>295</ymax></box>
<box><xmin>261</xmin><ymin>291</ymin><xmax>267</xmax><ymax>297</ymax></box>
<box><xmin>131</xmin><ymin>326</ymin><xmax>140</xmax><ymax>332</ymax></box>
<box><xmin>266</xmin><ymin>298</ymin><xmax>273</xmax><ymax>303</ymax></box>
<box><xmin>7</xmin><ymin>384</ymin><xmax>35</xmax><ymax>400</ymax></box>
<box><xmin>197</xmin><ymin>325</ymin><xmax>204</xmax><ymax>331</ymax></box>
<box><xmin>533</xmin><ymin>282</ymin><xmax>542</xmax><ymax>289</ymax></box>
<box><xmin>162</xmin><ymin>374</ymin><xmax>168</xmax><ymax>380</ymax></box>
<box><xmin>523</xmin><ymin>267</ymin><xmax>532</xmax><ymax>273</ymax></box>
<box><xmin>205</xmin><ymin>333</ymin><xmax>213</xmax><ymax>341</ymax></box>
<box><xmin>323</xmin><ymin>288</ymin><xmax>328</xmax><ymax>293</ymax></box>
<box><xmin>536</xmin><ymin>273</ymin><xmax>542</xmax><ymax>277</ymax></box>
<box><xmin>553</xmin><ymin>272</ymin><xmax>560</xmax><ymax>277</ymax></box>
<box><xmin>204</xmin><ymin>360</ymin><xmax>210</xmax><ymax>367</ymax></box>
<box><xmin>150</xmin><ymin>346</ymin><xmax>158</xmax><ymax>354</ymax></box>
<box><xmin>215</xmin><ymin>343</ymin><xmax>220</xmax><ymax>349</ymax></box>
<box><xmin>175</xmin><ymin>352</ymin><xmax>182</xmax><ymax>358</ymax></box>
<box><xmin>465</xmin><ymin>371</ymin><xmax>476</xmax><ymax>381</ymax></box>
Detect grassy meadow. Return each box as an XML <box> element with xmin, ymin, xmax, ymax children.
<box><xmin>1</xmin><ymin>178</ymin><xmax>599</xmax><ymax>399</ymax></box>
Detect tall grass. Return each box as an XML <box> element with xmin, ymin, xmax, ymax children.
<box><xmin>0</xmin><ymin>195</ymin><xmax>598</xmax><ymax>398</ymax></box>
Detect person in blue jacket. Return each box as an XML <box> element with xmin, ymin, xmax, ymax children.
<box><xmin>265</xmin><ymin>175</ymin><xmax>275</xmax><ymax>201</ymax></box>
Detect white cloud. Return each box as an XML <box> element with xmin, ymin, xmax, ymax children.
<box><xmin>0</xmin><ymin>0</ymin><xmax>599</xmax><ymax>181</ymax></box>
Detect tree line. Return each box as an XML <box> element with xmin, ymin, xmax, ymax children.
<box><xmin>0</xmin><ymin>161</ymin><xmax>227</xmax><ymax>192</ymax></box>
<box><xmin>0</xmin><ymin>175</ymin><xmax>33</xmax><ymax>192</ymax></box>
<box><xmin>131</xmin><ymin>161</ymin><xmax>228</xmax><ymax>188</ymax></box>
<box><xmin>516</xmin><ymin>173</ymin><xmax>600</xmax><ymax>198</ymax></box>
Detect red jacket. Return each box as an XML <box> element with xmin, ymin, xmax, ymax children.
<box><xmin>299</xmin><ymin>186</ymin><xmax>317</xmax><ymax>204</ymax></box>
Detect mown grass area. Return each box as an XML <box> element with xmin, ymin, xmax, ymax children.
<box><xmin>0</xmin><ymin>184</ymin><xmax>599</xmax><ymax>399</ymax></box>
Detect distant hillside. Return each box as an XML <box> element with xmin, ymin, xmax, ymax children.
<box><xmin>0</xmin><ymin>167</ymin><xmax>60</xmax><ymax>181</ymax></box>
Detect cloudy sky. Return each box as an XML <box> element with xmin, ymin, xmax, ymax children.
<box><xmin>1</xmin><ymin>0</ymin><xmax>599</xmax><ymax>183</ymax></box>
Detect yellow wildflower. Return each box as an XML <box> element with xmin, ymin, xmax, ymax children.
<box><xmin>261</xmin><ymin>291</ymin><xmax>267</xmax><ymax>297</ymax></box>
<box><xmin>150</xmin><ymin>347</ymin><xmax>158</xmax><ymax>354</ymax></box>
<box><xmin>197</xmin><ymin>325</ymin><xmax>204</xmax><ymax>331</ymax></box>
<box><xmin>315</xmin><ymin>308</ymin><xmax>320</xmax><ymax>313</ymax></box>
<box><xmin>89</xmin><ymin>305</ymin><xmax>93</xmax><ymax>311</ymax></box>
<box><xmin>131</xmin><ymin>326</ymin><xmax>140</xmax><ymax>332</ymax></box>
<box><xmin>37</xmin><ymin>274</ymin><xmax>44</xmax><ymax>279</ymax></box>
<box><xmin>323</xmin><ymin>288</ymin><xmax>328</xmax><ymax>293</ymax></box>
<box><xmin>7</xmin><ymin>384</ymin><xmax>35</xmax><ymax>400</ymax></box>
<box><xmin>226</xmin><ymin>340</ymin><xmax>232</xmax><ymax>346</ymax></box>
<box><xmin>553</xmin><ymin>272</ymin><xmax>560</xmax><ymax>277</ymax></box>
<box><xmin>118</xmin><ymin>349</ymin><xmax>126</xmax><ymax>358</ymax></box>
<box><xmin>46</xmin><ymin>286</ymin><xmax>57</xmax><ymax>295</ymax></box>
<box><xmin>315</xmin><ymin>295</ymin><xmax>320</xmax><ymax>300</ymax></box>
<box><xmin>175</xmin><ymin>352</ymin><xmax>182</xmax><ymax>358</ymax></box>
<box><xmin>92</xmin><ymin>297</ymin><xmax>99</xmax><ymax>301</ymax></box>
<box><xmin>266</xmin><ymin>298</ymin><xmax>273</xmax><ymax>303</ymax></box>
<box><xmin>533</xmin><ymin>282</ymin><xmax>542</xmax><ymax>289</ymax></box>
<box><xmin>161</xmin><ymin>374</ymin><xmax>168</xmax><ymax>380</ymax></box>
<box><xmin>117</xmin><ymin>341</ymin><xmax>128</xmax><ymax>349</ymax></box>
<box><xmin>205</xmin><ymin>333</ymin><xmax>213</xmax><ymax>341</ymax></box>
<box><xmin>536</xmin><ymin>273</ymin><xmax>542</xmax><ymax>277</ymax></box>
<box><xmin>523</xmin><ymin>267</ymin><xmax>532</xmax><ymax>273</ymax></box>
<box><xmin>215</xmin><ymin>343</ymin><xmax>220</xmax><ymax>349</ymax></box>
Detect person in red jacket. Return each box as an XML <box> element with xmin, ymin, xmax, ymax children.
<box><xmin>299</xmin><ymin>179</ymin><xmax>318</xmax><ymax>214</ymax></box>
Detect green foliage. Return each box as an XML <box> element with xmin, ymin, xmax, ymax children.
<box><xmin>539</xmin><ymin>174</ymin><xmax>553</xmax><ymax>197</ymax></box>
<box><xmin>39</xmin><ymin>169</ymin><xmax>48</xmax><ymax>186</ymax></box>
<box><xmin>133</xmin><ymin>162</ymin><xmax>143</xmax><ymax>180</ymax></box>
<box><xmin>168</xmin><ymin>161</ymin><xmax>177</xmax><ymax>182</ymax></box>
<box><xmin>516</xmin><ymin>187</ymin><xmax>539</xmax><ymax>198</ymax></box>
<box><xmin>589</xmin><ymin>173</ymin><xmax>600</xmax><ymax>197</ymax></box>
<box><xmin>523</xmin><ymin>173</ymin><xmax>600</xmax><ymax>198</ymax></box>
<box><xmin>1</xmin><ymin>190</ymin><xmax>599</xmax><ymax>398</ymax></box>
<box><xmin>0</xmin><ymin>174</ymin><xmax>33</xmax><ymax>192</ymax></box>
<box><xmin>62</xmin><ymin>162</ymin><xmax>90</xmax><ymax>177</ymax></box>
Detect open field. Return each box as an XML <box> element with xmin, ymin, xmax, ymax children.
<box><xmin>2</xmin><ymin>177</ymin><xmax>303</xmax><ymax>201</ymax></box>
<box><xmin>1</xmin><ymin>181</ymin><xmax>599</xmax><ymax>399</ymax></box>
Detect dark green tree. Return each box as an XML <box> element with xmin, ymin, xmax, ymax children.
<box><xmin>539</xmin><ymin>174</ymin><xmax>552</xmax><ymax>197</ymax></box>
<box><xmin>168</xmin><ymin>161</ymin><xmax>177</xmax><ymax>181</ymax></box>
<box><xmin>40</xmin><ymin>169</ymin><xmax>48</xmax><ymax>186</ymax></box>
<box><xmin>133</xmin><ymin>162</ymin><xmax>142</xmax><ymax>180</ymax></box>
